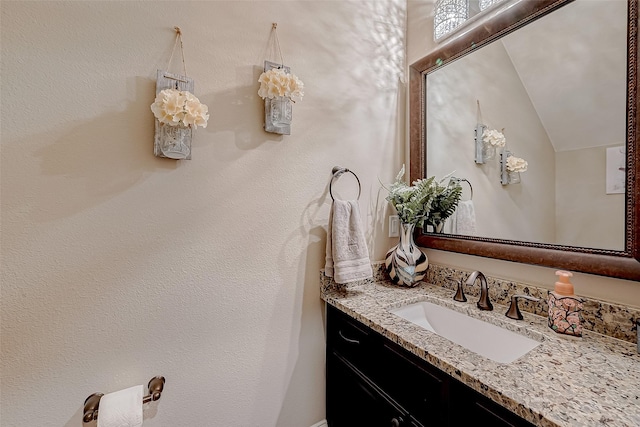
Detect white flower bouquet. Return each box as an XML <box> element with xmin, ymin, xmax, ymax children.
<box><xmin>482</xmin><ymin>128</ymin><xmax>506</xmax><ymax>147</ymax></box>
<box><xmin>151</xmin><ymin>88</ymin><xmax>209</xmax><ymax>129</ymax></box>
<box><xmin>506</xmin><ymin>155</ymin><xmax>528</xmax><ymax>172</ymax></box>
<box><xmin>258</xmin><ymin>68</ymin><xmax>304</xmax><ymax>101</ymax></box>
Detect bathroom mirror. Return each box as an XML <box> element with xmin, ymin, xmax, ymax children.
<box><xmin>409</xmin><ymin>0</ymin><xmax>640</xmax><ymax>280</ymax></box>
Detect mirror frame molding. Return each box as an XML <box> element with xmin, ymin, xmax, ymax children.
<box><xmin>409</xmin><ymin>0</ymin><xmax>640</xmax><ymax>281</ymax></box>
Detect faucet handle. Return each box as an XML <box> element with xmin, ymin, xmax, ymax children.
<box><xmin>505</xmin><ymin>294</ymin><xmax>541</xmax><ymax>320</ymax></box>
<box><xmin>453</xmin><ymin>278</ymin><xmax>467</xmax><ymax>302</ymax></box>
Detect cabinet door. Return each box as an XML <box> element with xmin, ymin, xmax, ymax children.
<box><xmin>327</xmin><ymin>352</ymin><xmax>421</xmax><ymax>427</ymax></box>
<box><xmin>373</xmin><ymin>341</ymin><xmax>449</xmax><ymax>425</ymax></box>
<box><xmin>450</xmin><ymin>380</ymin><xmax>536</xmax><ymax>427</ymax></box>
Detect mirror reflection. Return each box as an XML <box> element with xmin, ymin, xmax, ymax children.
<box><xmin>426</xmin><ymin>0</ymin><xmax>627</xmax><ymax>251</ymax></box>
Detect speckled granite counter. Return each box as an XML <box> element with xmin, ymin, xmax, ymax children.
<box><xmin>321</xmin><ymin>271</ymin><xmax>640</xmax><ymax>427</ymax></box>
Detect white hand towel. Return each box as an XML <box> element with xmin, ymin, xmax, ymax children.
<box><xmin>455</xmin><ymin>200</ymin><xmax>477</xmax><ymax>236</ymax></box>
<box><xmin>443</xmin><ymin>211</ymin><xmax>456</xmax><ymax>235</ymax></box>
<box><xmin>325</xmin><ymin>200</ymin><xmax>373</xmax><ymax>284</ymax></box>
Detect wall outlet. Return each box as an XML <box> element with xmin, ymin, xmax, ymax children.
<box><xmin>389</xmin><ymin>215</ymin><xmax>399</xmax><ymax>237</ymax></box>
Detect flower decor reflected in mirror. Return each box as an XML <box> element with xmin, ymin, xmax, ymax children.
<box><xmin>481</xmin><ymin>127</ymin><xmax>505</xmax><ymax>161</ymax></box>
<box><xmin>501</xmin><ymin>152</ymin><xmax>527</xmax><ymax>185</ymax></box>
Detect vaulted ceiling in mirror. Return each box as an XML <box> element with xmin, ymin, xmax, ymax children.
<box><xmin>501</xmin><ymin>0</ymin><xmax>627</xmax><ymax>152</ymax></box>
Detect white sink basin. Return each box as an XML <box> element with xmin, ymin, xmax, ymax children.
<box><xmin>390</xmin><ymin>301</ymin><xmax>541</xmax><ymax>364</ymax></box>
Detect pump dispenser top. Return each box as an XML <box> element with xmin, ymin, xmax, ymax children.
<box><xmin>554</xmin><ymin>270</ymin><xmax>575</xmax><ymax>296</ymax></box>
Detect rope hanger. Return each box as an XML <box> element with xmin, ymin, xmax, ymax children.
<box><xmin>270</xmin><ymin>23</ymin><xmax>285</xmax><ymax>68</ymax></box>
<box><xmin>166</xmin><ymin>26</ymin><xmax>188</xmax><ymax>77</ymax></box>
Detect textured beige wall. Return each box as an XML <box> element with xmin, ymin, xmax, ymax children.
<box><xmin>407</xmin><ymin>0</ymin><xmax>640</xmax><ymax>305</ymax></box>
<box><xmin>556</xmin><ymin>146</ymin><xmax>626</xmax><ymax>250</ymax></box>
<box><xmin>0</xmin><ymin>1</ymin><xmax>404</xmax><ymax>425</ymax></box>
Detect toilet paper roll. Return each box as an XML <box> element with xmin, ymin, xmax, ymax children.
<box><xmin>97</xmin><ymin>384</ymin><xmax>144</xmax><ymax>427</ymax></box>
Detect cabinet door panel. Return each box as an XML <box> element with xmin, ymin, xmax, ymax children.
<box><xmin>371</xmin><ymin>342</ymin><xmax>449</xmax><ymax>425</ymax></box>
<box><xmin>450</xmin><ymin>380</ymin><xmax>536</xmax><ymax>427</ymax></box>
<box><xmin>473</xmin><ymin>401</ymin><xmax>521</xmax><ymax>427</ymax></box>
<box><xmin>327</xmin><ymin>352</ymin><xmax>415</xmax><ymax>427</ymax></box>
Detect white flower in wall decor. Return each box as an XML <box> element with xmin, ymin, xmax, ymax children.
<box><xmin>258</xmin><ymin>68</ymin><xmax>304</xmax><ymax>101</ymax></box>
<box><xmin>151</xmin><ymin>88</ymin><xmax>209</xmax><ymax>129</ymax></box>
<box><xmin>506</xmin><ymin>155</ymin><xmax>528</xmax><ymax>172</ymax></box>
<box><xmin>482</xmin><ymin>128</ymin><xmax>506</xmax><ymax>147</ymax></box>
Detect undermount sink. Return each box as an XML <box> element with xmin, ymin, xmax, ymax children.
<box><xmin>389</xmin><ymin>301</ymin><xmax>541</xmax><ymax>364</ymax></box>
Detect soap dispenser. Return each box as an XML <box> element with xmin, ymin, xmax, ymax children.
<box><xmin>548</xmin><ymin>270</ymin><xmax>584</xmax><ymax>337</ymax></box>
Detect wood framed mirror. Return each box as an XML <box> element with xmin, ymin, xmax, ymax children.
<box><xmin>409</xmin><ymin>0</ymin><xmax>640</xmax><ymax>281</ymax></box>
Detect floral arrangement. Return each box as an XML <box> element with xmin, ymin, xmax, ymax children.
<box><xmin>482</xmin><ymin>128</ymin><xmax>506</xmax><ymax>147</ymax></box>
<box><xmin>385</xmin><ymin>166</ymin><xmax>462</xmax><ymax>229</ymax></box>
<box><xmin>151</xmin><ymin>88</ymin><xmax>209</xmax><ymax>129</ymax></box>
<box><xmin>506</xmin><ymin>155</ymin><xmax>528</xmax><ymax>172</ymax></box>
<box><xmin>258</xmin><ymin>68</ymin><xmax>304</xmax><ymax>101</ymax></box>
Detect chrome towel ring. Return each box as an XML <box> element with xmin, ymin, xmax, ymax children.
<box><xmin>451</xmin><ymin>177</ymin><xmax>473</xmax><ymax>200</ymax></box>
<box><xmin>330</xmin><ymin>166</ymin><xmax>361</xmax><ymax>201</ymax></box>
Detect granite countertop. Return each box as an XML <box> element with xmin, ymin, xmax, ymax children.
<box><xmin>321</xmin><ymin>278</ymin><xmax>640</xmax><ymax>427</ymax></box>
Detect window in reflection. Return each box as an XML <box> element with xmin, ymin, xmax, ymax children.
<box><xmin>479</xmin><ymin>0</ymin><xmax>505</xmax><ymax>11</ymax></box>
<box><xmin>434</xmin><ymin>0</ymin><xmax>469</xmax><ymax>41</ymax></box>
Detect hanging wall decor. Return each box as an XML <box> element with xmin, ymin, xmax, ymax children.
<box><xmin>151</xmin><ymin>27</ymin><xmax>209</xmax><ymax>160</ymax></box>
<box><xmin>258</xmin><ymin>23</ymin><xmax>304</xmax><ymax>135</ymax></box>
<box><xmin>474</xmin><ymin>100</ymin><xmax>506</xmax><ymax>164</ymax></box>
<box><xmin>500</xmin><ymin>150</ymin><xmax>528</xmax><ymax>185</ymax></box>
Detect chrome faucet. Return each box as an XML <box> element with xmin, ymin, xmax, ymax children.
<box><xmin>465</xmin><ymin>271</ymin><xmax>493</xmax><ymax>311</ymax></box>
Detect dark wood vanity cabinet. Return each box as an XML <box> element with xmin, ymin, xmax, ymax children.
<box><xmin>448</xmin><ymin>381</ymin><xmax>536</xmax><ymax>427</ymax></box>
<box><xmin>327</xmin><ymin>352</ymin><xmax>422</xmax><ymax>427</ymax></box>
<box><xmin>326</xmin><ymin>305</ymin><xmax>535</xmax><ymax>427</ymax></box>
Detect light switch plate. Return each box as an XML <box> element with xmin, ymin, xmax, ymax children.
<box><xmin>389</xmin><ymin>215</ymin><xmax>399</xmax><ymax>237</ymax></box>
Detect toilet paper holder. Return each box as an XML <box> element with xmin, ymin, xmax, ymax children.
<box><xmin>83</xmin><ymin>376</ymin><xmax>165</xmax><ymax>423</ymax></box>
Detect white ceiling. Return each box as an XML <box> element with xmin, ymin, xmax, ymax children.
<box><xmin>500</xmin><ymin>0</ymin><xmax>627</xmax><ymax>152</ymax></box>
